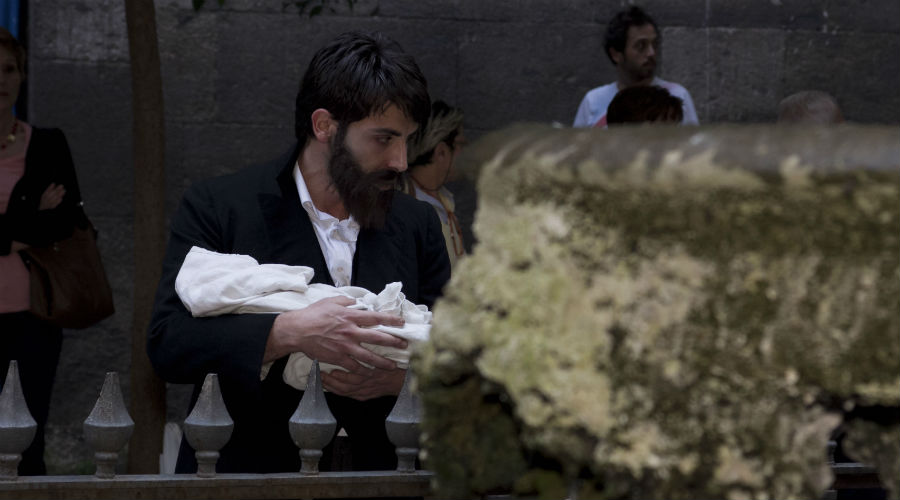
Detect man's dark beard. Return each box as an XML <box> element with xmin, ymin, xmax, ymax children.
<box><xmin>328</xmin><ymin>127</ymin><xmax>399</xmax><ymax>230</ymax></box>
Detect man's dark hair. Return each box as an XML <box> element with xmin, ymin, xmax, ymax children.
<box><xmin>607</xmin><ymin>85</ymin><xmax>683</xmax><ymax>125</ymax></box>
<box><xmin>603</xmin><ymin>6</ymin><xmax>659</xmax><ymax>64</ymax></box>
<box><xmin>294</xmin><ymin>31</ymin><xmax>431</xmax><ymax>143</ymax></box>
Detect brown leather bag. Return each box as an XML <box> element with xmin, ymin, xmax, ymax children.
<box><xmin>23</xmin><ymin>221</ymin><xmax>114</xmax><ymax>329</ymax></box>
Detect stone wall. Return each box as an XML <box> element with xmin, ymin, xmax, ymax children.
<box><xmin>20</xmin><ymin>0</ymin><xmax>900</xmax><ymax>472</ymax></box>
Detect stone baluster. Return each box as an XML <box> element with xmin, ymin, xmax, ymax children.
<box><xmin>83</xmin><ymin>372</ymin><xmax>134</xmax><ymax>479</ymax></box>
<box><xmin>289</xmin><ymin>360</ymin><xmax>336</xmax><ymax>475</ymax></box>
<box><xmin>0</xmin><ymin>361</ymin><xmax>37</xmax><ymax>481</ymax></box>
<box><xmin>385</xmin><ymin>369</ymin><xmax>421</xmax><ymax>472</ymax></box>
<box><xmin>182</xmin><ymin>373</ymin><xmax>233</xmax><ymax>477</ymax></box>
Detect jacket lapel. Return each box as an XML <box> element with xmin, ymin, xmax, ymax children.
<box><xmin>257</xmin><ymin>145</ymin><xmax>333</xmax><ymax>286</ymax></box>
<box><xmin>353</xmin><ymin>212</ymin><xmax>403</xmax><ymax>292</ymax></box>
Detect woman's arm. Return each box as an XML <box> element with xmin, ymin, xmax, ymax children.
<box><xmin>7</xmin><ymin>128</ymin><xmax>83</xmax><ymax>248</ymax></box>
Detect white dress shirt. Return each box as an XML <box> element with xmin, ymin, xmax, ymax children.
<box><xmin>573</xmin><ymin>77</ymin><xmax>700</xmax><ymax>128</ymax></box>
<box><xmin>292</xmin><ymin>162</ymin><xmax>360</xmax><ymax>287</ymax></box>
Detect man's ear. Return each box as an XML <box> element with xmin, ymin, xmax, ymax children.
<box><xmin>610</xmin><ymin>48</ymin><xmax>623</xmax><ymax>65</ymax></box>
<box><xmin>311</xmin><ymin>108</ymin><xmax>337</xmax><ymax>143</ymax></box>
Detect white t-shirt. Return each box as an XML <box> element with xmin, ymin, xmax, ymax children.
<box><xmin>292</xmin><ymin>162</ymin><xmax>359</xmax><ymax>287</ymax></box>
<box><xmin>572</xmin><ymin>77</ymin><xmax>699</xmax><ymax>128</ymax></box>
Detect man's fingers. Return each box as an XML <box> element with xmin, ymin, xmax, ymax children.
<box><xmin>316</xmin><ymin>347</ymin><xmax>374</xmax><ymax>374</ymax></box>
<box><xmin>352</xmin><ymin>326</ymin><xmax>407</xmax><ymax>350</ymax></box>
<box><xmin>351</xmin><ymin>348</ymin><xmax>397</xmax><ymax>371</ymax></box>
<box><xmin>319</xmin><ymin>295</ymin><xmax>356</xmax><ymax>307</ymax></box>
<box><xmin>322</xmin><ymin>371</ymin><xmax>369</xmax><ymax>398</ymax></box>
<box><xmin>321</xmin><ymin>367</ymin><xmax>403</xmax><ymax>401</ymax></box>
<box><xmin>351</xmin><ymin>310</ymin><xmax>404</xmax><ymax>328</ymax></box>
<box><xmin>317</xmin><ymin>335</ymin><xmax>398</xmax><ymax>372</ymax></box>
<box><xmin>325</xmin><ymin>369</ymin><xmax>369</xmax><ymax>385</ymax></box>
<box><xmin>321</xmin><ymin>372</ymin><xmax>348</xmax><ymax>396</ymax></box>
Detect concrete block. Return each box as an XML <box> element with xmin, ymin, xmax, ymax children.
<box><xmin>211</xmin><ymin>14</ymin><xmax>463</xmax><ymax>125</ymax></box>
<box><xmin>621</xmin><ymin>0</ymin><xmax>709</xmax><ymax>29</ymax></box>
<box><xmin>186</xmin><ymin>0</ymin><xmax>381</xmax><ymax>16</ymax></box>
<box><xmin>375</xmin><ymin>19</ymin><xmax>462</xmax><ymax>107</ymax></box>
<box><xmin>212</xmin><ymin>13</ymin><xmax>302</xmax><ymax>126</ymax></box>
<box><xmin>784</xmin><ymin>32</ymin><xmax>900</xmax><ymax>123</ymax></box>
<box><xmin>709</xmin><ymin>0</ymin><xmax>826</xmax><ymax>30</ymax></box>
<box><xmin>376</xmin><ymin>0</ymin><xmax>607</xmax><ymax>24</ymax></box>
<box><xmin>281</xmin><ymin>0</ymin><xmax>381</xmax><ymax>17</ymax></box>
<box><xmin>157</xmin><ymin>5</ymin><xmax>219</xmax><ymax>123</ymax></box>
<box><xmin>457</xmin><ymin>22</ymin><xmax>607</xmax><ymax>130</ymax></box>
<box><xmin>211</xmin><ymin>13</ymin><xmax>366</xmax><ymax>126</ymax></box>
<box><xmin>707</xmin><ymin>28</ymin><xmax>786</xmax><ymax>122</ymax></box>
<box><xmin>164</xmin><ymin>121</ymin><xmax>294</xmax><ymax>213</ymax></box>
<box><xmin>658</xmin><ymin>27</ymin><xmax>709</xmax><ymax>122</ymax></box>
<box><xmin>27</xmin><ymin>61</ymin><xmax>134</xmax><ymax>218</ymax></box>
<box><xmin>28</xmin><ymin>0</ymin><xmax>128</xmax><ymax>63</ymax></box>
<box><xmin>823</xmin><ymin>0</ymin><xmax>900</xmax><ymax>34</ymax></box>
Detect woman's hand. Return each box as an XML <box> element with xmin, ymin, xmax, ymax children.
<box><xmin>39</xmin><ymin>183</ymin><xmax>66</xmax><ymax>210</ymax></box>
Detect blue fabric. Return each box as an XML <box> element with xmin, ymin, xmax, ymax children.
<box><xmin>0</xmin><ymin>0</ymin><xmax>21</xmax><ymax>38</ymax></box>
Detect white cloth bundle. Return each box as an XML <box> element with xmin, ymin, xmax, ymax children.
<box><xmin>174</xmin><ymin>246</ymin><xmax>431</xmax><ymax>390</ymax></box>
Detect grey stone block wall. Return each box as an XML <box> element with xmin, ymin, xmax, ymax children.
<box><xmin>20</xmin><ymin>0</ymin><xmax>900</xmax><ymax>472</ymax></box>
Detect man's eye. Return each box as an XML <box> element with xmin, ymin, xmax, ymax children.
<box><xmin>376</xmin><ymin>136</ymin><xmax>391</xmax><ymax>145</ymax></box>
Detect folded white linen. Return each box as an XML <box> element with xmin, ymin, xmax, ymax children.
<box><xmin>175</xmin><ymin>246</ymin><xmax>431</xmax><ymax>390</ymax></box>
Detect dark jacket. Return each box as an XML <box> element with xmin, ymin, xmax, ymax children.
<box><xmin>147</xmin><ymin>144</ymin><xmax>451</xmax><ymax>473</ymax></box>
<box><xmin>0</xmin><ymin>127</ymin><xmax>82</xmax><ymax>256</ymax></box>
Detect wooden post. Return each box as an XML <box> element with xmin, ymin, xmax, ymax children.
<box><xmin>124</xmin><ymin>0</ymin><xmax>166</xmax><ymax>474</ymax></box>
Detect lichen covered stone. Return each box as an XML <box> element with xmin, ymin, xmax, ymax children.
<box><xmin>416</xmin><ymin>124</ymin><xmax>900</xmax><ymax>499</ymax></box>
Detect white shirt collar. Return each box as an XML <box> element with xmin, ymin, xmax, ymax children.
<box><xmin>292</xmin><ymin>162</ymin><xmax>360</xmax><ymax>243</ymax></box>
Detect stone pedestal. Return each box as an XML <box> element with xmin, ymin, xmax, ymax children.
<box><xmin>417</xmin><ymin>124</ymin><xmax>900</xmax><ymax>499</ymax></box>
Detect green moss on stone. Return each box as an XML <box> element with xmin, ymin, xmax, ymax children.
<box><xmin>417</xmin><ymin>124</ymin><xmax>900</xmax><ymax>499</ymax></box>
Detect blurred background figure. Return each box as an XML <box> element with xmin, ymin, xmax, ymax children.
<box><xmin>777</xmin><ymin>90</ymin><xmax>844</xmax><ymax>124</ymax></box>
<box><xmin>573</xmin><ymin>5</ymin><xmax>699</xmax><ymax>128</ymax></box>
<box><xmin>607</xmin><ymin>85</ymin><xmax>684</xmax><ymax>125</ymax></box>
<box><xmin>403</xmin><ymin>101</ymin><xmax>467</xmax><ymax>270</ymax></box>
<box><xmin>0</xmin><ymin>26</ymin><xmax>85</xmax><ymax>475</ymax></box>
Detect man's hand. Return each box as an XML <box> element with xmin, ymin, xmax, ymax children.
<box><xmin>265</xmin><ymin>295</ymin><xmax>407</xmax><ymax>373</ymax></box>
<box><xmin>322</xmin><ymin>367</ymin><xmax>406</xmax><ymax>401</ymax></box>
<box><xmin>39</xmin><ymin>183</ymin><xmax>66</xmax><ymax>211</ymax></box>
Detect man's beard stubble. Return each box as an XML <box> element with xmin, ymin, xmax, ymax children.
<box><xmin>631</xmin><ymin>56</ymin><xmax>656</xmax><ymax>81</ymax></box>
<box><xmin>328</xmin><ymin>126</ymin><xmax>399</xmax><ymax>230</ymax></box>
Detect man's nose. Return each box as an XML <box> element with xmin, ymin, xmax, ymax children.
<box><xmin>387</xmin><ymin>141</ymin><xmax>408</xmax><ymax>172</ymax></box>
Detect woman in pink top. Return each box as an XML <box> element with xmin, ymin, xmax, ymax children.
<box><xmin>0</xmin><ymin>26</ymin><xmax>85</xmax><ymax>476</ymax></box>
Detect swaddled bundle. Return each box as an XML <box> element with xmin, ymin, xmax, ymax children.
<box><xmin>175</xmin><ymin>246</ymin><xmax>431</xmax><ymax>389</ymax></box>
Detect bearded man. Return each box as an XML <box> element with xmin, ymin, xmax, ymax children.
<box><xmin>573</xmin><ymin>6</ymin><xmax>699</xmax><ymax>128</ymax></box>
<box><xmin>148</xmin><ymin>31</ymin><xmax>450</xmax><ymax>474</ymax></box>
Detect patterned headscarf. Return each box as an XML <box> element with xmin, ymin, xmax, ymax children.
<box><xmin>408</xmin><ymin>101</ymin><xmax>464</xmax><ymax>167</ymax></box>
